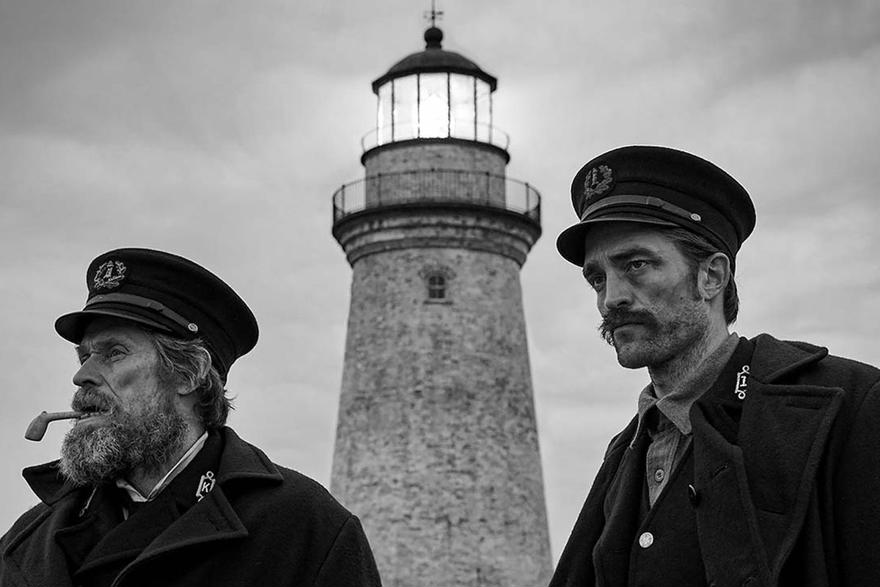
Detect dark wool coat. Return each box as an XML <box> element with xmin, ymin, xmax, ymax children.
<box><xmin>0</xmin><ymin>427</ymin><xmax>382</xmax><ymax>587</ymax></box>
<box><xmin>549</xmin><ymin>334</ymin><xmax>880</xmax><ymax>587</ymax></box>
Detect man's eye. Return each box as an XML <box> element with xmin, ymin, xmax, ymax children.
<box><xmin>627</xmin><ymin>260</ymin><xmax>649</xmax><ymax>271</ymax></box>
<box><xmin>77</xmin><ymin>353</ymin><xmax>90</xmax><ymax>365</ymax></box>
<box><xmin>585</xmin><ymin>274</ymin><xmax>605</xmax><ymax>290</ymax></box>
<box><xmin>106</xmin><ymin>348</ymin><xmax>126</xmax><ymax>360</ymax></box>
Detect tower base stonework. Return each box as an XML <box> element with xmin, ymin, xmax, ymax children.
<box><xmin>331</xmin><ymin>242</ymin><xmax>551</xmax><ymax>587</ymax></box>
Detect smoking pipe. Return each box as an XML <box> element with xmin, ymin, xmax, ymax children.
<box><xmin>24</xmin><ymin>411</ymin><xmax>84</xmax><ymax>441</ymax></box>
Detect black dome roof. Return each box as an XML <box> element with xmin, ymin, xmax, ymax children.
<box><xmin>371</xmin><ymin>27</ymin><xmax>497</xmax><ymax>93</ymax></box>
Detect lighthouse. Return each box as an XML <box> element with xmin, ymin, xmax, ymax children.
<box><xmin>330</xmin><ymin>19</ymin><xmax>551</xmax><ymax>587</ymax></box>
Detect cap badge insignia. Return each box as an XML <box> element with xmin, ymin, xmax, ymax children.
<box><xmin>93</xmin><ymin>260</ymin><xmax>127</xmax><ymax>290</ymax></box>
<box><xmin>195</xmin><ymin>471</ymin><xmax>216</xmax><ymax>501</ymax></box>
<box><xmin>584</xmin><ymin>165</ymin><xmax>613</xmax><ymax>201</ymax></box>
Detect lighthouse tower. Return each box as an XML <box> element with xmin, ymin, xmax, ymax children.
<box><xmin>330</xmin><ymin>20</ymin><xmax>551</xmax><ymax>587</ymax></box>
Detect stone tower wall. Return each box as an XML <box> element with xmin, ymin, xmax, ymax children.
<box><xmin>332</xmin><ymin>245</ymin><xmax>552</xmax><ymax>587</ymax></box>
<box><xmin>364</xmin><ymin>141</ymin><xmax>507</xmax><ymax>175</ymax></box>
<box><xmin>333</xmin><ymin>138</ymin><xmax>550</xmax><ymax>587</ymax></box>
<box><xmin>362</xmin><ymin>142</ymin><xmax>510</xmax><ymax>209</ymax></box>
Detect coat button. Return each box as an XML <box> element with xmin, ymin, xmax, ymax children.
<box><xmin>638</xmin><ymin>532</ymin><xmax>654</xmax><ymax>548</ymax></box>
<box><xmin>688</xmin><ymin>484</ymin><xmax>700</xmax><ymax>507</ymax></box>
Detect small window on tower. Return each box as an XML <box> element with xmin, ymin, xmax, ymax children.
<box><xmin>420</xmin><ymin>264</ymin><xmax>455</xmax><ymax>304</ymax></box>
<box><xmin>427</xmin><ymin>274</ymin><xmax>446</xmax><ymax>299</ymax></box>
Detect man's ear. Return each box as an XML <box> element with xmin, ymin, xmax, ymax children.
<box><xmin>698</xmin><ymin>252</ymin><xmax>730</xmax><ymax>301</ymax></box>
<box><xmin>175</xmin><ymin>347</ymin><xmax>212</xmax><ymax>398</ymax></box>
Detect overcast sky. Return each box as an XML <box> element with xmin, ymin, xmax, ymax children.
<box><xmin>1</xmin><ymin>0</ymin><xmax>878</xmax><ymax>563</ymax></box>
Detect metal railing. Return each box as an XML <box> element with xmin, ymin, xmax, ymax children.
<box><xmin>332</xmin><ymin>169</ymin><xmax>541</xmax><ymax>225</ymax></box>
<box><xmin>361</xmin><ymin>122</ymin><xmax>511</xmax><ymax>152</ymax></box>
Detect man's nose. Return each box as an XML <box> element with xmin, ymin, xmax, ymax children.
<box><xmin>73</xmin><ymin>357</ymin><xmax>99</xmax><ymax>388</ymax></box>
<box><xmin>601</xmin><ymin>273</ymin><xmax>632</xmax><ymax>311</ymax></box>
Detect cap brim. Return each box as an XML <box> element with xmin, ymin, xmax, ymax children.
<box><xmin>55</xmin><ymin>308</ymin><xmax>172</xmax><ymax>344</ymax></box>
<box><xmin>556</xmin><ymin>213</ymin><xmax>678</xmax><ymax>266</ymax></box>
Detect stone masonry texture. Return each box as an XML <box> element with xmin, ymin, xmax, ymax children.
<box><xmin>332</xmin><ymin>139</ymin><xmax>551</xmax><ymax>587</ymax></box>
<box><xmin>332</xmin><ymin>247</ymin><xmax>552</xmax><ymax>587</ymax></box>
<box><xmin>364</xmin><ymin>142</ymin><xmax>507</xmax><ymax>176</ymax></box>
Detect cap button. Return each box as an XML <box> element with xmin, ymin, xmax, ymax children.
<box><xmin>690</xmin><ymin>213</ymin><xmax>702</xmax><ymax>221</ymax></box>
<box><xmin>188</xmin><ymin>323</ymin><xmax>199</xmax><ymax>333</ymax></box>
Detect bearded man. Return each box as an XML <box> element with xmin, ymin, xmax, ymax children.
<box><xmin>0</xmin><ymin>248</ymin><xmax>382</xmax><ymax>587</ymax></box>
<box><xmin>549</xmin><ymin>146</ymin><xmax>880</xmax><ymax>587</ymax></box>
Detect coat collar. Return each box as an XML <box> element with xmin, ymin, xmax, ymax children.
<box><xmin>550</xmin><ymin>334</ymin><xmax>842</xmax><ymax>587</ymax></box>
<box><xmin>21</xmin><ymin>427</ymin><xmax>282</xmax><ymax>509</ymax></box>
<box><xmin>748</xmin><ymin>333</ymin><xmax>829</xmax><ymax>383</ymax></box>
<box><xmin>22</xmin><ymin>461</ymin><xmax>81</xmax><ymax>507</ymax></box>
<box><xmin>690</xmin><ymin>334</ymin><xmax>842</xmax><ymax>587</ymax></box>
<box><xmin>213</xmin><ymin>427</ymin><xmax>284</xmax><ymax>486</ymax></box>
<box><xmin>5</xmin><ymin>427</ymin><xmax>283</xmax><ymax>585</ymax></box>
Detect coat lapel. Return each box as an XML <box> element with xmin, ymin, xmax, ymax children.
<box><xmin>691</xmin><ymin>335</ymin><xmax>844</xmax><ymax>587</ymax></box>
<box><xmin>75</xmin><ymin>484</ymin><xmax>250</xmax><ymax>585</ymax></box>
<box><xmin>77</xmin><ymin>428</ymin><xmax>281</xmax><ymax>582</ymax></box>
<box><xmin>4</xmin><ymin>428</ymin><xmax>283</xmax><ymax>587</ymax></box>
<box><xmin>2</xmin><ymin>466</ymin><xmax>96</xmax><ymax>587</ymax></box>
<box><xmin>53</xmin><ymin>486</ymin><xmax>126</xmax><ymax>572</ymax></box>
<box><xmin>2</xmin><ymin>503</ymin><xmax>77</xmax><ymax>587</ymax></box>
<box><xmin>593</xmin><ymin>431</ymin><xmax>648</xmax><ymax>587</ymax></box>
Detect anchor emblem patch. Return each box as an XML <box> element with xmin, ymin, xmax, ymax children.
<box><xmin>196</xmin><ymin>471</ymin><xmax>216</xmax><ymax>501</ymax></box>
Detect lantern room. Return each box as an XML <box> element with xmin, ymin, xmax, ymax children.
<box><xmin>368</xmin><ymin>26</ymin><xmax>502</xmax><ymax>148</ymax></box>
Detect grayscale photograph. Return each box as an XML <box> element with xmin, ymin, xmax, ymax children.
<box><xmin>1</xmin><ymin>1</ymin><xmax>878</xmax><ymax>586</ymax></box>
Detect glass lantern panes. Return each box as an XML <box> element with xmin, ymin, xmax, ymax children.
<box><xmin>393</xmin><ymin>75</ymin><xmax>418</xmax><ymax>142</ymax></box>
<box><xmin>377</xmin><ymin>83</ymin><xmax>392</xmax><ymax>144</ymax></box>
<box><xmin>376</xmin><ymin>72</ymin><xmax>493</xmax><ymax>145</ymax></box>
<box><xmin>450</xmin><ymin>74</ymin><xmax>475</xmax><ymax>140</ymax></box>
<box><xmin>475</xmin><ymin>79</ymin><xmax>492</xmax><ymax>143</ymax></box>
<box><xmin>419</xmin><ymin>73</ymin><xmax>449</xmax><ymax>138</ymax></box>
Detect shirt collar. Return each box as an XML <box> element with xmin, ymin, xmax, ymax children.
<box><xmin>631</xmin><ymin>333</ymin><xmax>740</xmax><ymax>444</ymax></box>
<box><xmin>116</xmin><ymin>431</ymin><xmax>209</xmax><ymax>503</ymax></box>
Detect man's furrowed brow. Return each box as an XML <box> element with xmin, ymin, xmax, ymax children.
<box><xmin>75</xmin><ymin>341</ymin><xmax>98</xmax><ymax>357</ymax></box>
<box><xmin>608</xmin><ymin>245</ymin><xmax>662</xmax><ymax>264</ymax></box>
<box><xmin>582</xmin><ymin>245</ymin><xmax>661</xmax><ymax>276</ymax></box>
<box><xmin>75</xmin><ymin>337</ymin><xmax>125</xmax><ymax>355</ymax></box>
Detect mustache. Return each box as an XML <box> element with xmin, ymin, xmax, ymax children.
<box><xmin>598</xmin><ymin>309</ymin><xmax>658</xmax><ymax>344</ymax></box>
<box><xmin>71</xmin><ymin>387</ymin><xmax>115</xmax><ymax>414</ymax></box>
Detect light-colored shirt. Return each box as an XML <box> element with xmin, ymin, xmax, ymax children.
<box><xmin>632</xmin><ymin>334</ymin><xmax>740</xmax><ymax>506</ymax></box>
<box><xmin>115</xmin><ymin>431</ymin><xmax>209</xmax><ymax>513</ymax></box>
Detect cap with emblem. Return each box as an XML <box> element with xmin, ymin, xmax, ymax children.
<box><xmin>55</xmin><ymin>248</ymin><xmax>259</xmax><ymax>378</ymax></box>
<box><xmin>556</xmin><ymin>145</ymin><xmax>756</xmax><ymax>266</ymax></box>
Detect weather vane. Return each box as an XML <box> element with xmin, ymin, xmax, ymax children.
<box><xmin>424</xmin><ymin>0</ymin><xmax>443</xmax><ymax>27</ymax></box>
